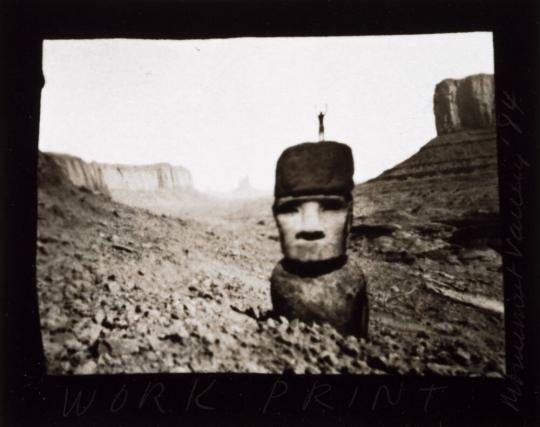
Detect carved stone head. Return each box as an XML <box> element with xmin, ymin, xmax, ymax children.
<box><xmin>273</xmin><ymin>142</ymin><xmax>354</xmax><ymax>263</ymax></box>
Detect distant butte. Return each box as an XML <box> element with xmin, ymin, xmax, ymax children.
<box><xmin>434</xmin><ymin>73</ymin><xmax>495</xmax><ymax>135</ymax></box>
<box><xmin>354</xmin><ymin>73</ymin><xmax>498</xmax><ymax>221</ymax></box>
<box><xmin>39</xmin><ymin>152</ymin><xmax>193</xmax><ymax>196</ymax></box>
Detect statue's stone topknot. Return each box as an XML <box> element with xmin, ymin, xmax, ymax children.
<box><xmin>274</xmin><ymin>141</ymin><xmax>354</xmax><ymax>198</ymax></box>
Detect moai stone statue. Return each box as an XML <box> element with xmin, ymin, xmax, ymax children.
<box><xmin>270</xmin><ymin>141</ymin><xmax>369</xmax><ymax>338</ymax></box>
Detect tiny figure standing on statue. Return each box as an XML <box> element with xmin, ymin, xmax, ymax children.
<box><xmin>318</xmin><ymin>105</ymin><xmax>327</xmax><ymax>142</ymax></box>
<box><xmin>270</xmin><ymin>140</ymin><xmax>369</xmax><ymax>338</ymax></box>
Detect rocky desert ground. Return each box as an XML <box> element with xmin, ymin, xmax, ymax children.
<box><xmin>37</xmin><ymin>147</ymin><xmax>505</xmax><ymax>376</ymax></box>
<box><xmin>37</xmin><ymin>74</ymin><xmax>505</xmax><ymax>376</ymax></box>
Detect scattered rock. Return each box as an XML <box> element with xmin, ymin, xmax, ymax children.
<box><xmin>202</xmin><ymin>332</ymin><xmax>216</xmax><ymax>345</ymax></box>
<box><xmin>135</xmin><ymin>322</ymin><xmax>148</xmax><ymax>336</ymax></box>
<box><xmin>37</xmin><ymin>241</ymin><xmax>48</xmax><ymax>255</ymax></box>
<box><xmin>107</xmin><ymin>338</ymin><xmax>140</xmax><ymax>355</ymax></box>
<box><xmin>44</xmin><ymin>341</ymin><xmax>64</xmax><ymax>357</ymax></box>
<box><xmin>433</xmin><ymin>322</ymin><xmax>455</xmax><ymax>335</ymax></box>
<box><xmin>105</xmin><ymin>281</ymin><xmax>120</xmax><ymax>293</ymax></box>
<box><xmin>426</xmin><ymin>363</ymin><xmax>453</xmax><ymax>376</ymax></box>
<box><xmin>75</xmin><ymin>360</ymin><xmax>98</xmax><ymax>375</ymax></box>
<box><xmin>43</xmin><ymin>310</ymin><xmax>69</xmax><ymax>332</ymax></box>
<box><xmin>367</xmin><ymin>355</ymin><xmax>389</xmax><ymax>372</ymax></box>
<box><xmin>147</xmin><ymin>335</ymin><xmax>161</xmax><ymax>350</ymax></box>
<box><xmin>89</xmin><ymin>339</ymin><xmax>111</xmax><ymax>358</ymax></box>
<box><xmin>417</xmin><ymin>330</ymin><xmax>429</xmax><ymax>339</ymax></box>
<box><xmin>319</xmin><ymin>351</ymin><xmax>338</xmax><ymax>366</ymax></box>
<box><xmin>458</xmin><ymin>248</ymin><xmax>500</xmax><ymax>262</ymax></box>
<box><xmin>452</xmin><ymin>348</ymin><xmax>472</xmax><ymax>365</ymax></box>
<box><xmin>339</xmin><ymin>336</ymin><xmax>360</xmax><ymax>357</ymax></box>
<box><xmin>65</xmin><ymin>338</ymin><xmax>83</xmax><ymax>352</ymax></box>
<box><xmin>75</xmin><ymin>322</ymin><xmax>102</xmax><ymax>344</ymax></box>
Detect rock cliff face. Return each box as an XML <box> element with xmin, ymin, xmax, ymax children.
<box><xmin>434</xmin><ymin>74</ymin><xmax>495</xmax><ymax>135</ymax></box>
<box><xmin>41</xmin><ymin>152</ymin><xmax>193</xmax><ymax>196</ymax></box>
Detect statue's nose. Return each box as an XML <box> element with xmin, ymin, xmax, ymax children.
<box><xmin>296</xmin><ymin>202</ymin><xmax>325</xmax><ymax>240</ymax></box>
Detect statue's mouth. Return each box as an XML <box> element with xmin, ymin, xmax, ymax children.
<box><xmin>295</xmin><ymin>231</ymin><xmax>325</xmax><ymax>241</ymax></box>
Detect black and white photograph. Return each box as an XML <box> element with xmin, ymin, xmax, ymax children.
<box><xmin>36</xmin><ymin>32</ymin><xmax>505</xmax><ymax>376</ymax></box>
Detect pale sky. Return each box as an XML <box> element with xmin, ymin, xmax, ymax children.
<box><xmin>39</xmin><ymin>33</ymin><xmax>494</xmax><ymax>193</ymax></box>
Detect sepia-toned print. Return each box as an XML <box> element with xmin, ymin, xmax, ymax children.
<box><xmin>36</xmin><ymin>34</ymin><xmax>504</xmax><ymax>376</ymax></box>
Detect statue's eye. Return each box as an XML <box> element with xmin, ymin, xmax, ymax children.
<box><xmin>320</xmin><ymin>199</ymin><xmax>346</xmax><ymax>211</ymax></box>
<box><xmin>275</xmin><ymin>201</ymin><xmax>300</xmax><ymax>215</ymax></box>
